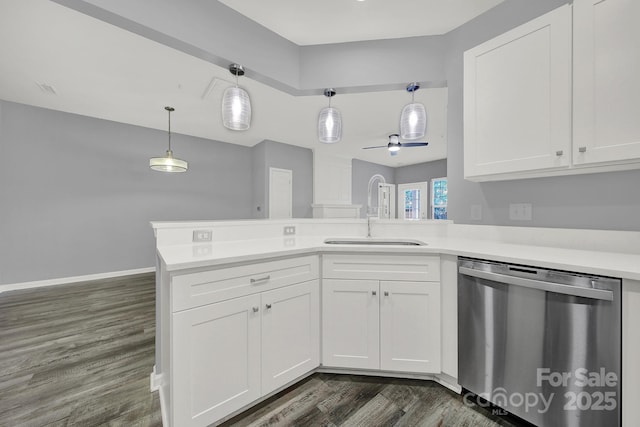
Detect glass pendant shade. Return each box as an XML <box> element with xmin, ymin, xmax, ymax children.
<box><xmin>149</xmin><ymin>106</ymin><xmax>188</xmax><ymax>173</ymax></box>
<box><xmin>222</xmin><ymin>86</ymin><xmax>251</xmax><ymax>130</ymax></box>
<box><xmin>318</xmin><ymin>106</ymin><xmax>342</xmax><ymax>143</ymax></box>
<box><xmin>400</xmin><ymin>102</ymin><xmax>426</xmax><ymax>140</ymax></box>
<box><xmin>150</xmin><ymin>150</ymin><xmax>188</xmax><ymax>172</ymax></box>
<box><xmin>318</xmin><ymin>88</ymin><xmax>342</xmax><ymax>143</ymax></box>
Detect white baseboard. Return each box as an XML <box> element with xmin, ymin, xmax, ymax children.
<box><xmin>150</xmin><ymin>366</ymin><xmax>163</xmax><ymax>392</ymax></box>
<box><xmin>0</xmin><ymin>266</ymin><xmax>155</xmax><ymax>293</ymax></box>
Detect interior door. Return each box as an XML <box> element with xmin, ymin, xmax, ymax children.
<box><xmin>378</xmin><ymin>183</ymin><xmax>395</xmax><ymax>219</ymax></box>
<box><xmin>269</xmin><ymin>167</ymin><xmax>292</xmax><ymax>219</ymax></box>
<box><xmin>397</xmin><ymin>182</ymin><xmax>428</xmax><ymax>220</ymax></box>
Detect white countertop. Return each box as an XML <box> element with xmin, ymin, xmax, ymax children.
<box><xmin>156</xmin><ymin>235</ymin><xmax>640</xmax><ymax>281</ymax></box>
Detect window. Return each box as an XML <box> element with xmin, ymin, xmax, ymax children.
<box><xmin>431</xmin><ymin>178</ymin><xmax>448</xmax><ymax>220</ymax></box>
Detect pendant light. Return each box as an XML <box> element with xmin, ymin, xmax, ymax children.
<box><xmin>222</xmin><ymin>63</ymin><xmax>251</xmax><ymax>131</ymax></box>
<box><xmin>149</xmin><ymin>106</ymin><xmax>188</xmax><ymax>173</ymax></box>
<box><xmin>318</xmin><ymin>88</ymin><xmax>342</xmax><ymax>143</ymax></box>
<box><xmin>400</xmin><ymin>82</ymin><xmax>427</xmax><ymax>140</ymax></box>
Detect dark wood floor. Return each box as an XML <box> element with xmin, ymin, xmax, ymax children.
<box><xmin>0</xmin><ymin>273</ymin><xmax>526</xmax><ymax>427</ymax></box>
<box><xmin>222</xmin><ymin>373</ymin><xmax>524</xmax><ymax>427</ymax></box>
<box><xmin>0</xmin><ymin>273</ymin><xmax>161</xmax><ymax>426</ymax></box>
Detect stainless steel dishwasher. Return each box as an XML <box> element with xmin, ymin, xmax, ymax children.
<box><xmin>458</xmin><ymin>257</ymin><xmax>621</xmax><ymax>427</ymax></box>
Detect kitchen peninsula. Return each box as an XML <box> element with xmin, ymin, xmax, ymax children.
<box><xmin>151</xmin><ymin>219</ymin><xmax>640</xmax><ymax>427</ymax></box>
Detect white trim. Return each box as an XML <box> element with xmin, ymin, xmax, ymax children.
<box><xmin>0</xmin><ymin>266</ymin><xmax>155</xmax><ymax>293</ymax></box>
<box><xmin>150</xmin><ymin>365</ymin><xmax>163</xmax><ymax>392</ymax></box>
<box><xmin>158</xmin><ymin>381</ymin><xmax>169</xmax><ymax>427</ymax></box>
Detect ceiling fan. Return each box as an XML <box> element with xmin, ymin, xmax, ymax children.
<box><xmin>362</xmin><ymin>134</ymin><xmax>429</xmax><ymax>156</ymax></box>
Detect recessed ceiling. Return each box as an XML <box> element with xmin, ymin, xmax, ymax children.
<box><xmin>0</xmin><ymin>0</ymin><xmax>452</xmax><ymax>167</ymax></box>
<box><xmin>218</xmin><ymin>0</ymin><xmax>505</xmax><ymax>45</ymax></box>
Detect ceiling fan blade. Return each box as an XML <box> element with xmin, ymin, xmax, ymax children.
<box><xmin>401</xmin><ymin>142</ymin><xmax>429</xmax><ymax>147</ymax></box>
<box><xmin>361</xmin><ymin>145</ymin><xmax>388</xmax><ymax>150</ymax></box>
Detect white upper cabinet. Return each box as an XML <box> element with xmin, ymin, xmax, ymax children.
<box><xmin>464</xmin><ymin>4</ymin><xmax>572</xmax><ymax>179</ymax></box>
<box><xmin>573</xmin><ymin>0</ymin><xmax>640</xmax><ymax>166</ymax></box>
<box><xmin>464</xmin><ymin>1</ymin><xmax>640</xmax><ymax>181</ymax></box>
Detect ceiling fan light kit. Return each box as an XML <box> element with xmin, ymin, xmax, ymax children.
<box><xmin>387</xmin><ymin>134</ymin><xmax>401</xmax><ymax>152</ymax></box>
<box><xmin>150</xmin><ymin>106</ymin><xmax>188</xmax><ymax>173</ymax></box>
<box><xmin>222</xmin><ymin>63</ymin><xmax>252</xmax><ymax>131</ymax></box>
<box><xmin>400</xmin><ymin>82</ymin><xmax>427</xmax><ymax>140</ymax></box>
<box><xmin>318</xmin><ymin>88</ymin><xmax>342</xmax><ymax>143</ymax></box>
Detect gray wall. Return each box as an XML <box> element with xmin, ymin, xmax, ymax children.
<box><xmin>252</xmin><ymin>140</ymin><xmax>313</xmax><ymax>219</ymax></box>
<box><xmin>0</xmin><ymin>100</ymin><xmax>253</xmax><ymax>284</ymax></box>
<box><xmin>352</xmin><ymin>159</ymin><xmax>395</xmax><ymax>218</ymax></box>
<box><xmin>444</xmin><ymin>0</ymin><xmax>640</xmax><ymax>231</ymax></box>
<box><xmin>300</xmin><ymin>36</ymin><xmax>446</xmax><ymax>90</ymax></box>
<box><xmin>395</xmin><ymin>159</ymin><xmax>447</xmax><ymax>185</ymax></box>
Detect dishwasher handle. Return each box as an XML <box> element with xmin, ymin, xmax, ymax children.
<box><xmin>459</xmin><ymin>266</ymin><xmax>613</xmax><ymax>301</ymax></box>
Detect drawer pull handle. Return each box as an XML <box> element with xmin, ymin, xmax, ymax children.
<box><xmin>250</xmin><ymin>275</ymin><xmax>271</xmax><ymax>284</ymax></box>
<box><xmin>252</xmin><ymin>306</ymin><xmax>259</xmax><ymax>313</ymax></box>
<box><xmin>372</xmin><ymin>290</ymin><xmax>377</xmax><ymax>296</ymax></box>
<box><xmin>578</xmin><ymin>146</ymin><xmax>587</xmax><ymax>153</ymax></box>
<box><xmin>555</xmin><ymin>150</ymin><xmax>563</xmax><ymax>156</ymax></box>
<box><xmin>266</xmin><ymin>304</ymin><xmax>272</xmax><ymax>309</ymax></box>
<box><xmin>384</xmin><ymin>291</ymin><xmax>389</xmax><ymax>297</ymax></box>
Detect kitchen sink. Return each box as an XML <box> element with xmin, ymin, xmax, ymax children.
<box><xmin>323</xmin><ymin>238</ymin><xmax>426</xmax><ymax>246</ymax></box>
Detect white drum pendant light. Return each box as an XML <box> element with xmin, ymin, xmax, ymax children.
<box><xmin>149</xmin><ymin>106</ymin><xmax>188</xmax><ymax>173</ymax></box>
<box><xmin>222</xmin><ymin>63</ymin><xmax>251</xmax><ymax>131</ymax></box>
<box><xmin>400</xmin><ymin>82</ymin><xmax>426</xmax><ymax>140</ymax></box>
<box><xmin>318</xmin><ymin>88</ymin><xmax>342</xmax><ymax>143</ymax></box>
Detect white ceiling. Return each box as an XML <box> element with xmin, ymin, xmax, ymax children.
<box><xmin>218</xmin><ymin>0</ymin><xmax>504</xmax><ymax>45</ymax></box>
<box><xmin>0</xmin><ymin>0</ymin><xmax>498</xmax><ymax>167</ymax></box>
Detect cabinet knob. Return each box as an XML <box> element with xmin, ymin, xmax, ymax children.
<box><xmin>252</xmin><ymin>306</ymin><xmax>259</xmax><ymax>313</ymax></box>
<box><xmin>384</xmin><ymin>291</ymin><xmax>389</xmax><ymax>297</ymax></box>
<box><xmin>578</xmin><ymin>146</ymin><xmax>587</xmax><ymax>153</ymax></box>
<box><xmin>372</xmin><ymin>290</ymin><xmax>377</xmax><ymax>296</ymax></box>
<box><xmin>555</xmin><ymin>150</ymin><xmax>563</xmax><ymax>156</ymax></box>
<box><xmin>265</xmin><ymin>303</ymin><xmax>272</xmax><ymax>309</ymax></box>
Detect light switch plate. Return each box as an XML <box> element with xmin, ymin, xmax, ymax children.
<box><xmin>283</xmin><ymin>226</ymin><xmax>296</xmax><ymax>236</ymax></box>
<box><xmin>192</xmin><ymin>230</ymin><xmax>212</xmax><ymax>242</ymax></box>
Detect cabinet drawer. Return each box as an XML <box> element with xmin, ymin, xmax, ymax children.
<box><xmin>323</xmin><ymin>254</ymin><xmax>439</xmax><ymax>282</ymax></box>
<box><xmin>171</xmin><ymin>255</ymin><xmax>319</xmax><ymax>312</ymax></box>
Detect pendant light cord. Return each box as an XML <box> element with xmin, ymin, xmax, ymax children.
<box><xmin>167</xmin><ymin>108</ymin><xmax>172</xmax><ymax>152</ymax></box>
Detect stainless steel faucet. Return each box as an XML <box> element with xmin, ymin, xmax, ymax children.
<box><xmin>366</xmin><ymin>174</ymin><xmax>386</xmax><ymax>238</ymax></box>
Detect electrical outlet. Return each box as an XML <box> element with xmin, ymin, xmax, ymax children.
<box><xmin>192</xmin><ymin>245</ymin><xmax>212</xmax><ymax>257</ymax></box>
<box><xmin>509</xmin><ymin>203</ymin><xmax>533</xmax><ymax>221</ymax></box>
<box><xmin>470</xmin><ymin>204</ymin><xmax>483</xmax><ymax>221</ymax></box>
<box><xmin>192</xmin><ymin>230</ymin><xmax>212</xmax><ymax>242</ymax></box>
<box><xmin>283</xmin><ymin>226</ymin><xmax>296</xmax><ymax>236</ymax></box>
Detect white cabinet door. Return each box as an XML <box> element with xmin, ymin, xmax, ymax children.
<box><xmin>261</xmin><ymin>281</ymin><xmax>320</xmax><ymax>394</ymax></box>
<box><xmin>322</xmin><ymin>279</ymin><xmax>380</xmax><ymax>369</ymax></box>
<box><xmin>573</xmin><ymin>0</ymin><xmax>640</xmax><ymax>166</ymax></box>
<box><xmin>172</xmin><ymin>294</ymin><xmax>261</xmax><ymax>427</ymax></box>
<box><xmin>379</xmin><ymin>281</ymin><xmax>441</xmax><ymax>373</ymax></box>
<box><xmin>464</xmin><ymin>4</ymin><xmax>572</xmax><ymax>179</ymax></box>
